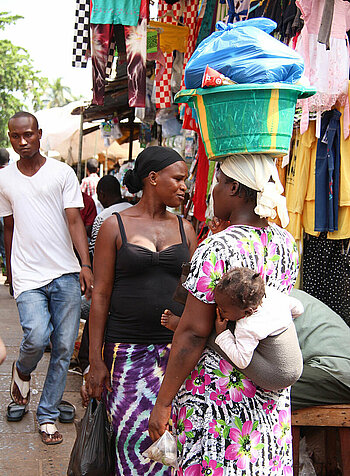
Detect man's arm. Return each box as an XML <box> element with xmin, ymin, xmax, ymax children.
<box><xmin>3</xmin><ymin>215</ymin><xmax>13</xmax><ymax>291</ymax></box>
<box><xmin>65</xmin><ymin>208</ymin><xmax>93</xmax><ymax>299</ymax></box>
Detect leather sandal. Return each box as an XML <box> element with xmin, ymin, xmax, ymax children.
<box><xmin>7</xmin><ymin>362</ymin><xmax>30</xmax><ymax>422</ymax></box>
<box><xmin>39</xmin><ymin>423</ymin><xmax>63</xmax><ymax>445</ymax></box>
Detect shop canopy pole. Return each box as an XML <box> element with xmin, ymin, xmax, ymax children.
<box><xmin>77</xmin><ymin>106</ymin><xmax>84</xmax><ymax>181</ymax></box>
<box><xmin>128</xmin><ymin>110</ymin><xmax>135</xmax><ymax>160</ymax></box>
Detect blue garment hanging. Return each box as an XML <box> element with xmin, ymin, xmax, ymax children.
<box><xmin>315</xmin><ymin>109</ymin><xmax>342</xmax><ymax>233</ymax></box>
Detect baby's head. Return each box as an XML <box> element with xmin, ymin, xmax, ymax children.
<box><xmin>214</xmin><ymin>267</ymin><xmax>265</xmax><ymax>321</ymax></box>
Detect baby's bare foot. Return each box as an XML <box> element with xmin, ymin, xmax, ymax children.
<box><xmin>161</xmin><ymin>309</ymin><xmax>180</xmax><ymax>332</ymax></box>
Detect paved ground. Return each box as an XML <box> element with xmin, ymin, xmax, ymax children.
<box><xmin>0</xmin><ymin>279</ymin><xmax>85</xmax><ymax>476</ymax></box>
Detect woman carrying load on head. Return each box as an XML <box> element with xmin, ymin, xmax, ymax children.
<box><xmin>149</xmin><ymin>153</ymin><xmax>302</xmax><ymax>475</ymax></box>
<box><xmin>86</xmin><ymin>146</ymin><xmax>197</xmax><ymax>475</ymax></box>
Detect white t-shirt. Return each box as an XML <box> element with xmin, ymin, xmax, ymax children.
<box><xmin>89</xmin><ymin>202</ymin><xmax>132</xmax><ymax>255</ymax></box>
<box><xmin>215</xmin><ymin>288</ymin><xmax>304</xmax><ymax>369</ymax></box>
<box><xmin>0</xmin><ymin>158</ymin><xmax>83</xmax><ymax>298</ymax></box>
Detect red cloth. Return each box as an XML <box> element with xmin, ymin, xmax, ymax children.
<box><xmin>192</xmin><ymin>134</ymin><xmax>208</xmax><ymax>222</ymax></box>
<box><xmin>80</xmin><ymin>192</ymin><xmax>97</xmax><ymax>226</ymax></box>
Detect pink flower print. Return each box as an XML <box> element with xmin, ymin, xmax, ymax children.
<box><xmin>269</xmin><ymin>455</ymin><xmax>282</xmax><ymax>471</ymax></box>
<box><xmin>254</xmin><ymin>232</ymin><xmax>280</xmax><ymax>277</ymax></box>
<box><xmin>283</xmin><ymin>466</ymin><xmax>293</xmax><ymax>476</ymax></box>
<box><xmin>186</xmin><ymin>367</ymin><xmax>211</xmax><ymax>395</ymax></box>
<box><xmin>196</xmin><ymin>257</ymin><xmax>225</xmax><ymax>301</ymax></box>
<box><xmin>209</xmin><ymin>419</ymin><xmax>230</xmax><ymax>439</ymax></box>
<box><xmin>281</xmin><ymin>269</ymin><xmax>292</xmax><ymax>287</ymax></box>
<box><xmin>236</xmin><ymin>239</ymin><xmax>252</xmax><ymax>257</ymax></box>
<box><xmin>177</xmin><ymin>465</ymin><xmax>201</xmax><ymax>476</ymax></box>
<box><xmin>173</xmin><ymin>406</ymin><xmax>193</xmax><ymax>446</ymax></box>
<box><xmin>177</xmin><ymin>459</ymin><xmax>223</xmax><ymax>476</ymax></box>
<box><xmin>273</xmin><ymin>409</ymin><xmax>292</xmax><ymax>447</ymax></box>
<box><xmin>225</xmin><ymin>418</ymin><xmax>264</xmax><ymax>469</ymax></box>
<box><xmin>210</xmin><ymin>388</ymin><xmax>230</xmax><ymax>406</ymax></box>
<box><xmin>209</xmin><ymin>420</ymin><xmax>220</xmax><ymax>438</ymax></box>
<box><xmin>201</xmin><ymin>457</ymin><xmax>224</xmax><ymax>476</ymax></box>
<box><xmin>215</xmin><ymin>359</ymin><xmax>256</xmax><ymax>402</ymax></box>
<box><xmin>263</xmin><ymin>399</ymin><xmax>277</xmax><ymax>415</ymax></box>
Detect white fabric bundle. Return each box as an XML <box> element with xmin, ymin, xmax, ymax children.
<box><xmin>220</xmin><ymin>154</ymin><xmax>289</xmax><ymax>228</ymax></box>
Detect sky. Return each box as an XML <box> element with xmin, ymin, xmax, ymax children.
<box><xmin>0</xmin><ymin>0</ymin><xmax>93</xmax><ymax>99</ymax></box>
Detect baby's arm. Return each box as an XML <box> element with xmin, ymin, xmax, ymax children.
<box><xmin>215</xmin><ymin>323</ymin><xmax>260</xmax><ymax>369</ymax></box>
<box><xmin>288</xmin><ymin>296</ymin><xmax>304</xmax><ymax>319</ymax></box>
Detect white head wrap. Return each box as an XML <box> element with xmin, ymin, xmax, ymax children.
<box><xmin>220</xmin><ymin>154</ymin><xmax>289</xmax><ymax>228</ymax></box>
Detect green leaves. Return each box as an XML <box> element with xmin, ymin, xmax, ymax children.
<box><xmin>234</xmin><ymin>416</ymin><xmax>243</xmax><ymax>431</ymax></box>
<box><xmin>0</xmin><ymin>12</ymin><xmax>48</xmax><ymax>146</ymax></box>
<box><xmin>213</xmin><ymin>369</ymin><xmax>226</xmax><ymax>378</ymax></box>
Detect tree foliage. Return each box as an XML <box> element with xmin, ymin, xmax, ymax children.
<box><xmin>0</xmin><ymin>12</ymin><xmax>48</xmax><ymax>146</ymax></box>
<box><xmin>43</xmin><ymin>77</ymin><xmax>80</xmax><ymax>108</ymax></box>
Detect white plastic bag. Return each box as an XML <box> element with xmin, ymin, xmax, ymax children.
<box><xmin>142</xmin><ymin>430</ymin><xmax>179</xmax><ymax>469</ymax></box>
<box><xmin>299</xmin><ymin>436</ymin><xmax>317</xmax><ymax>476</ymax></box>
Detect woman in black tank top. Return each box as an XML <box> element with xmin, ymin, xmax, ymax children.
<box><xmin>86</xmin><ymin>147</ymin><xmax>197</xmax><ymax>476</ymax></box>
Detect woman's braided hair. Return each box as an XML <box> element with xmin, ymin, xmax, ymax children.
<box><xmin>215</xmin><ymin>267</ymin><xmax>265</xmax><ymax>310</ymax></box>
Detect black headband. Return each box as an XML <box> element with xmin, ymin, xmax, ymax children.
<box><xmin>124</xmin><ymin>146</ymin><xmax>184</xmax><ymax>193</ymax></box>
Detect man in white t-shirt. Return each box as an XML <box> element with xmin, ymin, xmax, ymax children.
<box><xmin>0</xmin><ymin>111</ymin><xmax>93</xmax><ymax>445</ymax></box>
<box><xmin>89</xmin><ymin>174</ymin><xmax>132</xmax><ymax>257</ymax></box>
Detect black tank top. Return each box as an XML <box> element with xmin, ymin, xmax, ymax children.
<box><xmin>105</xmin><ymin>213</ymin><xmax>190</xmax><ymax>344</ymax></box>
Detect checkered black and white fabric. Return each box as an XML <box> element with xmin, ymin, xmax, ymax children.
<box><xmin>72</xmin><ymin>0</ymin><xmax>90</xmax><ymax>68</ymax></box>
<box><xmin>106</xmin><ymin>40</ymin><xmax>116</xmax><ymax>77</ymax></box>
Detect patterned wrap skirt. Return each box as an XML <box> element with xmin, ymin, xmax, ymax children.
<box><xmin>103</xmin><ymin>342</ymin><xmax>173</xmax><ymax>476</ymax></box>
<box><xmin>172</xmin><ymin>348</ymin><xmax>293</xmax><ymax>476</ymax></box>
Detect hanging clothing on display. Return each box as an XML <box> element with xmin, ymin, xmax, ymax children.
<box><xmin>227</xmin><ymin>0</ymin><xmax>251</xmax><ymax>23</ymax></box>
<box><xmin>72</xmin><ymin>0</ymin><xmax>91</xmax><ymax>68</ymax></box>
<box><xmin>155</xmin><ymin>0</ymin><xmax>184</xmax><ymax>108</ymax></box>
<box><xmin>317</xmin><ymin>0</ymin><xmax>335</xmax><ymax>49</ymax></box>
<box><xmin>303</xmin><ymin>234</ymin><xmax>350</xmax><ymax>326</ymax></box>
<box><xmin>295</xmin><ymin>0</ymin><xmax>350</xmax><ymax>137</ymax></box>
<box><xmin>192</xmin><ymin>134</ymin><xmax>209</xmax><ymax>222</ymax></box>
<box><xmin>302</xmin><ymin>86</ymin><xmax>350</xmax><ymax>240</ymax></box>
<box><xmin>195</xmin><ymin>0</ymin><xmax>217</xmax><ymax>47</ymax></box>
<box><xmin>149</xmin><ymin>21</ymin><xmax>189</xmax><ymax>54</ymax></box>
<box><xmin>285</xmin><ymin>122</ymin><xmax>317</xmax><ymax>240</ymax></box>
<box><xmin>91</xmin><ymin>0</ymin><xmax>142</xmax><ymax>26</ymax></box>
<box><xmin>315</xmin><ymin>109</ymin><xmax>341</xmax><ymax>233</ymax></box>
<box><xmin>180</xmin><ymin>0</ymin><xmax>202</xmax><ymax>89</ymax></box>
<box><xmin>91</xmin><ymin>24</ymin><xmax>115</xmax><ymax>105</ymax></box>
<box><xmin>124</xmin><ymin>0</ymin><xmax>148</xmax><ymax>107</ymax></box>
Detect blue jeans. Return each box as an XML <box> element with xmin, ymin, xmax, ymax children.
<box><xmin>16</xmin><ymin>273</ymin><xmax>81</xmax><ymax>425</ymax></box>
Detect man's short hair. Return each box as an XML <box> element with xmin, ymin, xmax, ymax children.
<box><xmin>97</xmin><ymin>175</ymin><xmax>122</xmax><ymax>198</ymax></box>
<box><xmin>0</xmin><ymin>148</ymin><xmax>10</xmax><ymax>167</ymax></box>
<box><xmin>87</xmin><ymin>158</ymin><xmax>99</xmax><ymax>173</ymax></box>
<box><xmin>8</xmin><ymin>111</ymin><xmax>39</xmax><ymax>129</ymax></box>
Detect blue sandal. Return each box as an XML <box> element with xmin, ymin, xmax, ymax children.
<box><xmin>58</xmin><ymin>400</ymin><xmax>76</xmax><ymax>423</ymax></box>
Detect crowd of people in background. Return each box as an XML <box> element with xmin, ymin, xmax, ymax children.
<box><xmin>0</xmin><ymin>112</ymin><xmax>350</xmax><ymax>474</ymax></box>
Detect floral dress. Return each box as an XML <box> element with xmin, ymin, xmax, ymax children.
<box><xmin>172</xmin><ymin>224</ymin><xmax>299</xmax><ymax>476</ymax></box>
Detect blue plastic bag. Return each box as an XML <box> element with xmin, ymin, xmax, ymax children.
<box><xmin>184</xmin><ymin>18</ymin><xmax>304</xmax><ymax>89</ymax></box>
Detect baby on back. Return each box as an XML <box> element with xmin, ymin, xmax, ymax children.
<box><xmin>213</xmin><ymin>267</ymin><xmax>303</xmax><ymax>369</ymax></box>
<box><xmin>162</xmin><ymin>267</ymin><xmax>303</xmax><ymax>369</ymax></box>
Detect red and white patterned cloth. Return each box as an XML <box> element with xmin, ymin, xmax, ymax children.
<box><xmin>181</xmin><ymin>0</ymin><xmax>201</xmax><ymax>89</ymax></box>
<box><xmin>155</xmin><ymin>0</ymin><xmax>183</xmax><ymax>109</ymax></box>
<box><xmin>80</xmin><ymin>173</ymin><xmax>100</xmax><ymax>197</ymax></box>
